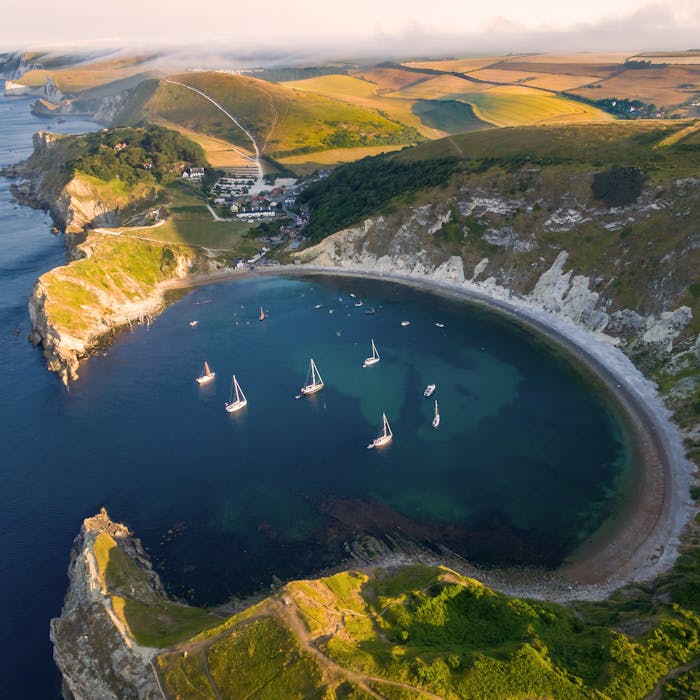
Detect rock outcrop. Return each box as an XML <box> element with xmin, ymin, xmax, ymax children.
<box><xmin>28</xmin><ymin>233</ymin><xmax>217</xmax><ymax>385</ymax></box>
<box><xmin>50</xmin><ymin>509</ymin><xmax>164</xmax><ymax>699</ymax></box>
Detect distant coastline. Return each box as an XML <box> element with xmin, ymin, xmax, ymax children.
<box><xmin>166</xmin><ymin>262</ymin><xmax>694</xmax><ymax>600</ymax></box>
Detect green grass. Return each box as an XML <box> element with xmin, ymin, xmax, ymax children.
<box><xmin>116</xmin><ymin>73</ymin><xmax>423</xmax><ymax>159</ymax></box>
<box><xmin>124</xmin><ymin>183</ymin><xmax>258</xmax><ymax>253</ymax></box>
<box><xmin>450</xmin><ymin>86</ymin><xmax>612</xmax><ymax>127</ymax></box>
<box><xmin>412</xmin><ymin>99</ymin><xmax>492</xmax><ymax>133</ymax></box>
<box><xmin>207</xmin><ymin>617</ymin><xmax>328</xmax><ymax>699</ymax></box>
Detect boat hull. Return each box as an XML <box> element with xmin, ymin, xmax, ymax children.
<box><xmin>225</xmin><ymin>399</ymin><xmax>247</xmax><ymax>413</ymax></box>
<box><xmin>363</xmin><ymin>357</ymin><xmax>380</xmax><ymax>367</ymax></box>
<box><xmin>301</xmin><ymin>383</ymin><xmax>323</xmax><ymax>395</ymax></box>
<box><xmin>196</xmin><ymin>374</ymin><xmax>215</xmax><ymax>385</ymax></box>
<box><xmin>432</xmin><ymin>416</ymin><xmax>440</xmax><ymax>428</ymax></box>
<box><xmin>369</xmin><ymin>435</ymin><xmax>392</xmax><ymax>448</ymax></box>
<box><xmin>424</xmin><ymin>384</ymin><xmax>435</xmax><ymax>397</ymax></box>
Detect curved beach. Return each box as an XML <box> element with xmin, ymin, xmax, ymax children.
<box><xmin>167</xmin><ymin>263</ymin><xmax>696</xmax><ymax>600</ymax></box>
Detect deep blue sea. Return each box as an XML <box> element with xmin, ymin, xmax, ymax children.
<box><xmin>0</xmin><ymin>93</ymin><xmax>633</xmax><ymax>698</ymax></box>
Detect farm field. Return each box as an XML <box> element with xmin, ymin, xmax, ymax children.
<box><xmin>281</xmin><ymin>74</ymin><xmax>443</xmax><ymax>137</ymax></box>
<box><xmin>571</xmin><ymin>65</ymin><xmax>700</xmax><ymax>111</ymax></box>
<box><xmin>466</xmin><ymin>67</ymin><xmax>601</xmax><ymax>92</ymax></box>
<box><xmin>401</xmin><ymin>56</ymin><xmax>511</xmax><ymax>72</ymax></box>
<box><xmin>277</xmin><ymin>144</ymin><xmax>406</xmax><ymax>175</ymax></box>
<box><xmin>450</xmin><ymin>86</ymin><xmax>612</xmax><ymax>126</ymax></box>
<box><xmin>350</xmin><ymin>66</ymin><xmax>430</xmax><ymax>92</ymax></box>
<box><xmin>387</xmin><ymin>74</ymin><xmax>492</xmax><ymax>100</ymax></box>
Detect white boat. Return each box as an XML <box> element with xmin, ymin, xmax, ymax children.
<box><xmin>350</xmin><ymin>293</ymin><xmax>356</xmax><ymax>298</ymax></box>
<box><xmin>196</xmin><ymin>361</ymin><xmax>215</xmax><ymax>385</ymax></box>
<box><xmin>259</xmin><ymin>306</ymin><xmax>266</xmax><ymax>322</ymax></box>
<box><xmin>401</xmin><ymin>320</ymin><xmax>410</xmax><ymax>327</ymax></box>
<box><xmin>315</xmin><ymin>304</ymin><xmax>323</xmax><ymax>309</ymax></box>
<box><xmin>363</xmin><ymin>339</ymin><xmax>380</xmax><ymax>367</ymax></box>
<box><xmin>424</xmin><ymin>384</ymin><xmax>436</xmax><ymax>397</ymax></box>
<box><xmin>298</xmin><ymin>358</ymin><xmax>324</xmax><ymax>397</ymax></box>
<box><xmin>354</xmin><ymin>301</ymin><xmax>363</xmax><ymax>307</ymax></box>
<box><xmin>189</xmin><ymin>320</ymin><xmax>199</xmax><ymax>327</ymax></box>
<box><xmin>435</xmin><ymin>323</ymin><xmax>445</xmax><ymax>328</ymax></box>
<box><xmin>225</xmin><ymin>374</ymin><xmax>248</xmax><ymax>413</ymax></box>
<box><xmin>432</xmin><ymin>400</ymin><xmax>440</xmax><ymax>429</ymax></box>
<box><xmin>368</xmin><ymin>413</ymin><xmax>393</xmax><ymax>449</ymax></box>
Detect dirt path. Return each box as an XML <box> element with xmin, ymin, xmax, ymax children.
<box><xmin>642</xmin><ymin>656</ymin><xmax>700</xmax><ymax>700</ymax></box>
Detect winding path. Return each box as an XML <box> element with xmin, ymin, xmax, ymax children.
<box><xmin>164</xmin><ymin>80</ymin><xmax>264</xmax><ymax>182</ymax></box>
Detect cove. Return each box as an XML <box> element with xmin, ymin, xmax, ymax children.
<box><xmin>72</xmin><ymin>272</ymin><xmax>634</xmax><ymax>605</ymax></box>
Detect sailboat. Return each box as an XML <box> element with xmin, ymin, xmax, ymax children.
<box><xmin>259</xmin><ymin>306</ymin><xmax>266</xmax><ymax>322</ymax></box>
<box><xmin>432</xmin><ymin>400</ymin><xmax>440</xmax><ymax>429</ymax></box>
<box><xmin>196</xmin><ymin>361</ymin><xmax>215</xmax><ymax>385</ymax></box>
<box><xmin>297</xmin><ymin>358</ymin><xmax>324</xmax><ymax>397</ymax></box>
<box><xmin>225</xmin><ymin>374</ymin><xmax>248</xmax><ymax>413</ymax></box>
<box><xmin>363</xmin><ymin>339</ymin><xmax>380</xmax><ymax>367</ymax></box>
<box><xmin>368</xmin><ymin>413</ymin><xmax>393</xmax><ymax>449</ymax></box>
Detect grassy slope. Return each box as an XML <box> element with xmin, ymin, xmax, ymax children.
<box><xmin>115</xmin><ymin>73</ymin><xmax>423</xmax><ymax>160</ymax></box>
<box><xmin>124</xmin><ymin>181</ymin><xmax>258</xmax><ymax>253</ymax></box>
<box><xmin>147</xmin><ymin>562</ymin><xmax>700</xmax><ymax>699</ymax></box>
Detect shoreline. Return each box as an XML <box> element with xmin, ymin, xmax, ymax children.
<box><xmin>167</xmin><ymin>262</ymin><xmax>695</xmax><ymax>600</ymax></box>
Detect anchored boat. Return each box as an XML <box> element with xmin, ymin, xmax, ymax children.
<box><xmin>259</xmin><ymin>306</ymin><xmax>266</xmax><ymax>322</ymax></box>
<box><xmin>225</xmin><ymin>374</ymin><xmax>248</xmax><ymax>413</ymax></box>
<box><xmin>368</xmin><ymin>413</ymin><xmax>393</xmax><ymax>449</ymax></box>
<box><xmin>298</xmin><ymin>358</ymin><xmax>324</xmax><ymax>398</ymax></box>
<box><xmin>432</xmin><ymin>400</ymin><xmax>440</xmax><ymax>429</ymax></box>
<box><xmin>363</xmin><ymin>339</ymin><xmax>380</xmax><ymax>367</ymax></box>
<box><xmin>424</xmin><ymin>384</ymin><xmax>436</xmax><ymax>397</ymax></box>
<box><xmin>196</xmin><ymin>361</ymin><xmax>215</xmax><ymax>385</ymax></box>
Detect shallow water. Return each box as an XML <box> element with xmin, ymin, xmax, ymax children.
<box><xmin>0</xmin><ymin>94</ymin><xmax>632</xmax><ymax>698</ymax></box>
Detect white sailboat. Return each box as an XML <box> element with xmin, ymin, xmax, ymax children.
<box><xmin>363</xmin><ymin>339</ymin><xmax>380</xmax><ymax>367</ymax></box>
<box><xmin>432</xmin><ymin>400</ymin><xmax>440</xmax><ymax>429</ymax></box>
<box><xmin>259</xmin><ymin>306</ymin><xmax>266</xmax><ymax>322</ymax></box>
<box><xmin>196</xmin><ymin>361</ymin><xmax>215</xmax><ymax>385</ymax></box>
<box><xmin>424</xmin><ymin>384</ymin><xmax>436</xmax><ymax>397</ymax></box>
<box><xmin>298</xmin><ymin>358</ymin><xmax>324</xmax><ymax>397</ymax></box>
<box><xmin>368</xmin><ymin>413</ymin><xmax>393</xmax><ymax>449</ymax></box>
<box><xmin>225</xmin><ymin>374</ymin><xmax>248</xmax><ymax>413</ymax></box>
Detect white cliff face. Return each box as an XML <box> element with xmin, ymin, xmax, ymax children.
<box><xmin>298</xmin><ymin>206</ymin><xmax>693</xmax><ymax>357</ymax></box>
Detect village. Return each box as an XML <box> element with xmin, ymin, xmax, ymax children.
<box><xmin>181</xmin><ymin>164</ymin><xmax>331</xmax><ymax>256</ymax></box>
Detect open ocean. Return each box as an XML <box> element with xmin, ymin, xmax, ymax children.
<box><xmin>0</xmin><ymin>93</ymin><xmax>633</xmax><ymax>698</ymax></box>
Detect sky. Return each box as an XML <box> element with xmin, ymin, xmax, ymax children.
<box><xmin>2</xmin><ymin>0</ymin><xmax>700</xmax><ymax>56</ymax></box>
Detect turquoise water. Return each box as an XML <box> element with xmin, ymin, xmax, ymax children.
<box><xmin>0</xmin><ymin>94</ymin><xmax>632</xmax><ymax>697</ymax></box>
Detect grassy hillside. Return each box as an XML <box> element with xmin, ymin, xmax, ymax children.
<box><xmin>115</xmin><ymin>73</ymin><xmax>424</xmax><ymax>160</ymax></box>
<box><xmin>81</xmin><ymin>520</ymin><xmax>700</xmax><ymax>700</ymax></box>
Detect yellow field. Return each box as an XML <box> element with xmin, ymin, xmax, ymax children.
<box><xmin>154</xmin><ymin>120</ymin><xmax>255</xmax><ymax>168</ymax></box>
<box><xmin>512</xmin><ymin>53</ymin><xmax>633</xmax><ymax>64</ymax></box>
<box><xmin>572</xmin><ymin>65</ymin><xmax>700</xmax><ymax>109</ymax></box>
<box><xmin>278</xmin><ymin>144</ymin><xmax>406</xmax><ymax>174</ymax></box>
<box><xmin>350</xmin><ymin>67</ymin><xmax>429</xmax><ymax>92</ymax></box>
<box><xmin>389</xmin><ymin>74</ymin><xmax>492</xmax><ymax>100</ymax></box>
<box><xmin>284</xmin><ymin>75</ymin><xmax>378</xmax><ymax>98</ymax></box>
<box><xmin>466</xmin><ymin>68</ymin><xmax>601</xmax><ymax>92</ymax></box>
<box><xmin>17</xmin><ymin>66</ymin><xmax>151</xmax><ymax>93</ymax></box>
<box><xmin>635</xmin><ymin>51</ymin><xmax>700</xmax><ymax>65</ymax></box>
<box><xmin>457</xmin><ymin>86</ymin><xmax>613</xmax><ymax>127</ymax></box>
<box><xmin>402</xmin><ymin>57</ymin><xmax>510</xmax><ymax>73</ymax></box>
<box><xmin>282</xmin><ymin>75</ymin><xmax>445</xmax><ymax>138</ymax></box>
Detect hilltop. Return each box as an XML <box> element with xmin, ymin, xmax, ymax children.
<box><xmin>52</xmin><ymin>509</ymin><xmax>700</xmax><ymax>699</ymax></box>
